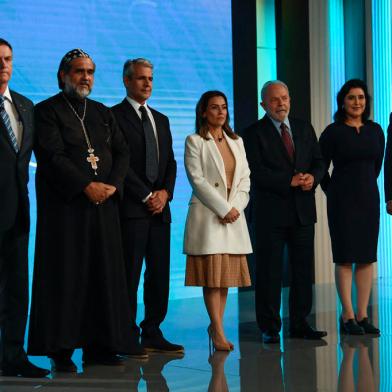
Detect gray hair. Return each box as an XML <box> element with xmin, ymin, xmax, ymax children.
<box><xmin>123</xmin><ymin>58</ymin><xmax>153</xmax><ymax>79</ymax></box>
<box><xmin>260</xmin><ymin>80</ymin><xmax>289</xmax><ymax>101</ymax></box>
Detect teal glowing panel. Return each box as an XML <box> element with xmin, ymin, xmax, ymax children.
<box><xmin>329</xmin><ymin>0</ymin><xmax>345</xmax><ymax>118</ymax></box>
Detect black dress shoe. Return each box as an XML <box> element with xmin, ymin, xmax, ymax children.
<box><xmin>82</xmin><ymin>353</ymin><xmax>125</xmax><ymax>366</ymax></box>
<box><xmin>128</xmin><ymin>342</ymin><xmax>149</xmax><ymax>359</ymax></box>
<box><xmin>290</xmin><ymin>324</ymin><xmax>327</xmax><ymax>340</ymax></box>
<box><xmin>262</xmin><ymin>331</ymin><xmax>280</xmax><ymax>344</ymax></box>
<box><xmin>339</xmin><ymin>316</ymin><xmax>365</xmax><ymax>335</ymax></box>
<box><xmin>2</xmin><ymin>359</ymin><xmax>50</xmax><ymax>378</ymax></box>
<box><xmin>141</xmin><ymin>334</ymin><xmax>184</xmax><ymax>353</ymax></box>
<box><xmin>356</xmin><ymin>317</ymin><xmax>380</xmax><ymax>335</ymax></box>
<box><xmin>51</xmin><ymin>357</ymin><xmax>77</xmax><ymax>372</ymax></box>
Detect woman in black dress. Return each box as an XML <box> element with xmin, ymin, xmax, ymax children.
<box><xmin>320</xmin><ymin>79</ymin><xmax>384</xmax><ymax>335</ymax></box>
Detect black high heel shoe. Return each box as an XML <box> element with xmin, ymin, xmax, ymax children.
<box><xmin>356</xmin><ymin>317</ymin><xmax>380</xmax><ymax>335</ymax></box>
<box><xmin>339</xmin><ymin>316</ymin><xmax>365</xmax><ymax>335</ymax></box>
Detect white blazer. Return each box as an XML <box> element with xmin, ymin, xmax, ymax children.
<box><xmin>183</xmin><ymin>132</ymin><xmax>253</xmax><ymax>255</ymax></box>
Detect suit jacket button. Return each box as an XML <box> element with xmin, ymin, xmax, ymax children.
<box><xmin>215</xmin><ymin>182</ymin><xmax>219</xmax><ymax>187</ymax></box>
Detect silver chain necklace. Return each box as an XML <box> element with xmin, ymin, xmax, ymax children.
<box><xmin>62</xmin><ymin>93</ymin><xmax>99</xmax><ymax>175</ymax></box>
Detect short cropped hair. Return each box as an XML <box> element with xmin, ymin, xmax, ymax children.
<box><xmin>261</xmin><ymin>80</ymin><xmax>289</xmax><ymax>101</ymax></box>
<box><xmin>0</xmin><ymin>38</ymin><xmax>13</xmax><ymax>51</ymax></box>
<box><xmin>123</xmin><ymin>58</ymin><xmax>153</xmax><ymax>79</ymax></box>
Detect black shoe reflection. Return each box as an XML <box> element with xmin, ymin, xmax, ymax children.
<box><xmin>338</xmin><ymin>336</ymin><xmax>377</xmax><ymax>392</ymax></box>
<box><xmin>142</xmin><ymin>352</ymin><xmax>184</xmax><ymax>392</ymax></box>
<box><xmin>208</xmin><ymin>350</ymin><xmax>230</xmax><ymax>392</ymax></box>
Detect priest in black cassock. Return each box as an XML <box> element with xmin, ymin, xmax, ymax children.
<box><xmin>28</xmin><ymin>49</ymin><xmax>132</xmax><ymax>372</ymax></box>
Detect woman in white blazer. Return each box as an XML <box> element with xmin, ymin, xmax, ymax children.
<box><xmin>183</xmin><ymin>91</ymin><xmax>252</xmax><ymax>351</ymax></box>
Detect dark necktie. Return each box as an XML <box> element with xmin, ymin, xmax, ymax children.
<box><xmin>280</xmin><ymin>123</ymin><xmax>294</xmax><ymax>161</ymax></box>
<box><xmin>0</xmin><ymin>95</ymin><xmax>19</xmax><ymax>153</ymax></box>
<box><xmin>139</xmin><ymin>105</ymin><xmax>159</xmax><ymax>183</ymax></box>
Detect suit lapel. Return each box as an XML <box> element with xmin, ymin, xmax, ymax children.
<box><xmin>206</xmin><ymin>132</ymin><xmax>227</xmax><ymax>186</ymax></box>
<box><xmin>121</xmin><ymin>99</ymin><xmax>143</xmax><ymax>135</ymax></box>
<box><xmin>225</xmin><ymin>135</ymin><xmax>239</xmax><ymax>199</ymax></box>
<box><xmin>290</xmin><ymin>120</ymin><xmax>300</xmax><ymax>165</ymax></box>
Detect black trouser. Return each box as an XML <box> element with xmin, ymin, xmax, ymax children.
<box><xmin>0</xmin><ymin>221</ymin><xmax>29</xmax><ymax>364</ymax></box>
<box><xmin>121</xmin><ymin>217</ymin><xmax>170</xmax><ymax>340</ymax></box>
<box><xmin>255</xmin><ymin>223</ymin><xmax>314</xmax><ymax>332</ymax></box>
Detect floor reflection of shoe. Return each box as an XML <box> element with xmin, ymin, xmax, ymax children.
<box><xmin>141</xmin><ymin>333</ymin><xmax>184</xmax><ymax>354</ymax></box>
<box><xmin>356</xmin><ymin>317</ymin><xmax>380</xmax><ymax>335</ymax></box>
<box><xmin>82</xmin><ymin>353</ymin><xmax>125</xmax><ymax>366</ymax></box>
<box><xmin>2</xmin><ymin>359</ymin><xmax>50</xmax><ymax>378</ymax></box>
<box><xmin>51</xmin><ymin>357</ymin><xmax>77</xmax><ymax>372</ymax></box>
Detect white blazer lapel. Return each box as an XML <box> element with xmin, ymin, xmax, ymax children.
<box><xmin>206</xmin><ymin>132</ymin><xmax>227</xmax><ymax>187</ymax></box>
<box><xmin>225</xmin><ymin>135</ymin><xmax>240</xmax><ymax>202</ymax></box>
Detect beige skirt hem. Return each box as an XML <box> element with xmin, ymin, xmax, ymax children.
<box><xmin>185</xmin><ymin>254</ymin><xmax>251</xmax><ymax>288</ymax></box>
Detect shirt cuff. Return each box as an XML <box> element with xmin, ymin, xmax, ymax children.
<box><xmin>142</xmin><ymin>192</ymin><xmax>152</xmax><ymax>203</ymax></box>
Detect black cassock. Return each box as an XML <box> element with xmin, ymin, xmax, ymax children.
<box><xmin>28</xmin><ymin>93</ymin><xmax>132</xmax><ymax>355</ymax></box>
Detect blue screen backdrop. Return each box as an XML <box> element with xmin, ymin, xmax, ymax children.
<box><xmin>2</xmin><ymin>0</ymin><xmax>234</xmax><ymax>300</ymax></box>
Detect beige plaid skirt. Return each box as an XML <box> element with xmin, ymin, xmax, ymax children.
<box><xmin>185</xmin><ymin>254</ymin><xmax>251</xmax><ymax>288</ymax></box>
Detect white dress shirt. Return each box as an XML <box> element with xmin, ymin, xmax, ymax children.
<box><xmin>2</xmin><ymin>86</ymin><xmax>23</xmax><ymax>147</ymax></box>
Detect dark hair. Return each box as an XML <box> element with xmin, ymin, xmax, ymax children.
<box><xmin>195</xmin><ymin>90</ymin><xmax>238</xmax><ymax>140</ymax></box>
<box><xmin>0</xmin><ymin>38</ymin><xmax>13</xmax><ymax>51</ymax></box>
<box><xmin>334</xmin><ymin>79</ymin><xmax>371</xmax><ymax>123</ymax></box>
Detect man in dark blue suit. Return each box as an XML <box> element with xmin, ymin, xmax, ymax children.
<box><xmin>242</xmin><ymin>80</ymin><xmax>327</xmax><ymax>344</ymax></box>
<box><xmin>0</xmin><ymin>38</ymin><xmax>49</xmax><ymax>377</ymax></box>
<box><xmin>112</xmin><ymin>58</ymin><xmax>183</xmax><ymax>358</ymax></box>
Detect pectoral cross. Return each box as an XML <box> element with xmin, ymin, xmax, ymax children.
<box><xmin>86</xmin><ymin>148</ymin><xmax>99</xmax><ymax>175</ymax></box>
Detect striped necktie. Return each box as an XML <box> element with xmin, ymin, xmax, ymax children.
<box><xmin>0</xmin><ymin>95</ymin><xmax>19</xmax><ymax>153</ymax></box>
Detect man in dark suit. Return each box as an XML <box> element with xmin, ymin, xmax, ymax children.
<box><xmin>0</xmin><ymin>38</ymin><xmax>49</xmax><ymax>377</ymax></box>
<box><xmin>242</xmin><ymin>80</ymin><xmax>327</xmax><ymax>344</ymax></box>
<box><xmin>112</xmin><ymin>58</ymin><xmax>183</xmax><ymax>357</ymax></box>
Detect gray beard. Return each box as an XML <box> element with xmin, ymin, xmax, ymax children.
<box><xmin>64</xmin><ymin>82</ymin><xmax>91</xmax><ymax>100</ymax></box>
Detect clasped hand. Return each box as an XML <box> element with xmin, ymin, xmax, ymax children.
<box><xmin>291</xmin><ymin>172</ymin><xmax>314</xmax><ymax>191</ymax></box>
<box><xmin>146</xmin><ymin>189</ymin><xmax>169</xmax><ymax>215</ymax></box>
<box><xmin>84</xmin><ymin>182</ymin><xmax>117</xmax><ymax>204</ymax></box>
<box><xmin>219</xmin><ymin>207</ymin><xmax>240</xmax><ymax>225</ymax></box>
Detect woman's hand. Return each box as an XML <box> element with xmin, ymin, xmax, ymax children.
<box><xmin>219</xmin><ymin>208</ymin><xmax>240</xmax><ymax>224</ymax></box>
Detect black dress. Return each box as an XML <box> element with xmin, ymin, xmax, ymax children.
<box><xmin>319</xmin><ymin>121</ymin><xmax>385</xmax><ymax>263</ymax></box>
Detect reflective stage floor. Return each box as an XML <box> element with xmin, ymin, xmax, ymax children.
<box><xmin>1</xmin><ymin>279</ymin><xmax>391</xmax><ymax>391</ymax></box>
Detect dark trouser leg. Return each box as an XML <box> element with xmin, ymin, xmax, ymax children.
<box><xmin>0</xmin><ymin>226</ymin><xmax>29</xmax><ymax>364</ymax></box>
<box><xmin>140</xmin><ymin>220</ymin><xmax>170</xmax><ymax>336</ymax></box>
<box><xmin>255</xmin><ymin>225</ymin><xmax>287</xmax><ymax>332</ymax></box>
<box><xmin>287</xmin><ymin>224</ymin><xmax>315</xmax><ymax>328</ymax></box>
<box><xmin>121</xmin><ymin>219</ymin><xmax>149</xmax><ymax>340</ymax></box>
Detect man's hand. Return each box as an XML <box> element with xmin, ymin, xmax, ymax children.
<box><xmin>146</xmin><ymin>189</ymin><xmax>169</xmax><ymax>215</ymax></box>
<box><xmin>291</xmin><ymin>172</ymin><xmax>304</xmax><ymax>187</ymax></box>
<box><xmin>300</xmin><ymin>173</ymin><xmax>314</xmax><ymax>191</ymax></box>
<box><xmin>84</xmin><ymin>182</ymin><xmax>117</xmax><ymax>204</ymax></box>
<box><xmin>219</xmin><ymin>207</ymin><xmax>240</xmax><ymax>224</ymax></box>
<box><xmin>103</xmin><ymin>184</ymin><xmax>117</xmax><ymax>198</ymax></box>
<box><xmin>84</xmin><ymin>182</ymin><xmax>109</xmax><ymax>204</ymax></box>
<box><xmin>387</xmin><ymin>200</ymin><xmax>392</xmax><ymax>215</ymax></box>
